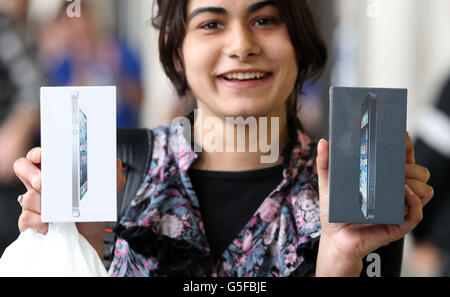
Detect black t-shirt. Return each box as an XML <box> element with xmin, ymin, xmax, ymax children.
<box><xmin>188</xmin><ymin>164</ymin><xmax>284</xmax><ymax>260</ymax></box>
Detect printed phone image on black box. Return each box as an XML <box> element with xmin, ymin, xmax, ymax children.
<box><xmin>40</xmin><ymin>86</ymin><xmax>117</xmax><ymax>223</ymax></box>
<box><xmin>71</xmin><ymin>91</ymin><xmax>88</xmax><ymax>217</ymax></box>
<box><xmin>359</xmin><ymin>93</ymin><xmax>377</xmax><ymax>219</ymax></box>
<box><xmin>328</xmin><ymin>87</ymin><xmax>407</xmax><ymax>224</ymax></box>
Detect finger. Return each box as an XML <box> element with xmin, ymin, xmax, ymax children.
<box><xmin>26</xmin><ymin>147</ymin><xmax>42</xmax><ymax>165</ymax></box>
<box><xmin>316</xmin><ymin>139</ymin><xmax>329</xmax><ymax>176</ymax></box>
<box><xmin>405</xmin><ymin>163</ymin><xmax>431</xmax><ymax>183</ymax></box>
<box><xmin>117</xmin><ymin>159</ymin><xmax>127</xmax><ymax>192</ymax></box>
<box><xmin>406</xmin><ymin>132</ymin><xmax>415</xmax><ymax>164</ymax></box>
<box><xmin>402</xmin><ymin>184</ymin><xmax>423</xmax><ymax>231</ymax></box>
<box><xmin>405</xmin><ymin>179</ymin><xmax>434</xmax><ymax>207</ymax></box>
<box><xmin>21</xmin><ymin>189</ymin><xmax>41</xmax><ymax>214</ymax></box>
<box><xmin>13</xmin><ymin>158</ymin><xmax>41</xmax><ymax>192</ymax></box>
<box><xmin>316</xmin><ymin>139</ymin><xmax>330</xmax><ymax>221</ymax></box>
<box><xmin>117</xmin><ymin>158</ymin><xmax>125</xmax><ymax>170</ymax></box>
<box><xmin>316</xmin><ymin>139</ymin><xmax>329</xmax><ymax>194</ymax></box>
<box><xmin>18</xmin><ymin>210</ymin><xmax>48</xmax><ymax>234</ymax></box>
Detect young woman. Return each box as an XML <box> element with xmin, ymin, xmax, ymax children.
<box><xmin>14</xmin><ymin>0</ymin><xmax>433</xmax><ymax>277</ymax></box>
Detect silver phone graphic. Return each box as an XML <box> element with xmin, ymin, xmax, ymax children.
<box><xmin>359</xmin><ymin>93</ymin><xmax>377</xmax><ymax>219</ymax></box>
<box><xmin>71</xmin><ymin>91</ymin><xmax>88</xmax><ymax>217</ymax></box>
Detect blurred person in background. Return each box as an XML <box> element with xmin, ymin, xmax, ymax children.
<box><xmin>37</xmin><ymin>1</ymin><xmax>143</xmax><ymax>128</ymax></box>
<box><xmin>0</xmin><ymin>0</ymin><xmax>42</xmax><ymax>255</ymax></box>
<box><xmin>407</xmin><ymin>0</ymin><xmax>450</xmax><ymax>277</ymax></box>
<box><xmin>409</xmin><ymin>74</ymin><xmax>450</xmax><ymax>277</ymax></box>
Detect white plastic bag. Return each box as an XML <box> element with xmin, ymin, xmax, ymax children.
<box><xmin>0</xmin><ymin>223</ymin><xmax>108</xmax><ymax>277</ymax></box>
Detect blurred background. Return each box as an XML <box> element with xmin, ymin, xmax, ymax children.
<box><xmin>0</xmin><ymin>0</ymin><xmax>448</xmax><ymax>276</ymax></box>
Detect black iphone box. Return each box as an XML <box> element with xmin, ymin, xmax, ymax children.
<box><xmin>328</xmin><ymin>87</ymin><xmax>407</xmax><ymax>224</ymax></box>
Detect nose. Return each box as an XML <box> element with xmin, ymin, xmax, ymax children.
<box><xmin>223</xmin><ymin>23</ymin><xmax>261</xmax><ymax>61</ymax></box>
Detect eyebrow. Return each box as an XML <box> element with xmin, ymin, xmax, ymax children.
<box><xmin>187</xmin><ymin>0</ymin><xmax>276</xmax><ymax>22</ymax></box>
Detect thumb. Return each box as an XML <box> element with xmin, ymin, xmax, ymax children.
<box><xmin>316</xmin><ymin>139</ymin><xmax>330</xmax><ymax>221</ymax></box>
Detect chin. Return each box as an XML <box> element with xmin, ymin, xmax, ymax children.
<box><xmin>216</xmin><ymin>99</ymin><xmax>274</xmax><ymax>118</ymax></box>
<box><xmin>219</xmin><ymin>107</ymin><xmax>272</xmax><ymax>119</ymax></box>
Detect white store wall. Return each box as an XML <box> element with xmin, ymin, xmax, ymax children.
<box><xmin>334</xmin><ymin>0</ymin><xmax>450</xmax><ymax>136</ymax></box>
<box><xmin>133</xmin><ymin>0</ymin><xmax>178</xmax><ymax>129</ymax></box>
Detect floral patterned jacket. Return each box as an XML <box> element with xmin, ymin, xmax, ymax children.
<box><xmin>109</xmin><ymin>122</ymin><xmax>322</xmax><ymax>277</ymax></box>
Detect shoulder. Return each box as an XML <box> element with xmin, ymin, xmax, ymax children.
<box><xmin>283</xmin><ymin>129</ymin><xmax>319</xmax><ymax>194</ymax></box>
<box><xmin>149</xmin><ymin>123</ymin><xmax>181</xmax><ymax>161</ymax></box>
<box><xmin>123</xmin><ymin>123</ymin><xmax>184</xmax><ymax>209</ymax></box>
<box><xmin>291</xmin><ymin>130</ymin><xmax>318</xmax><ymax>168</ymax></box>
<box><xmin>150</xmin><ymin>124</ymin><xmax>172</xmax><ymax>152</ymax></box>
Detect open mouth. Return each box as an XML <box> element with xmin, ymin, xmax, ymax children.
<box><xmin>219</xmin><ymin>72</ymin><xmax>272</xmax><ymax>81</ymax></box>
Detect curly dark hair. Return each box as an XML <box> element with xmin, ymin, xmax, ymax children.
<box><xmin>152</xmin><ymin>0</ymin><xmax>327</xmax><ymax>131</ymax></box>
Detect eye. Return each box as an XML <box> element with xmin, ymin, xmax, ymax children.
<box><xmin>253</xmin><ymin>17</ymin><xmax>278</xmax><ymax>26</ymax></box>
<box><xmin>200</xmin><ymin>21</ymin><xmax>224</xmax><ymax>30</ymax></box>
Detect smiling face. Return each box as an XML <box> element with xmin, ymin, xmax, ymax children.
<box><xmin>182</xmin><ymin>0</ymin><xmax>298</xmax><ymax>119</ymax></box>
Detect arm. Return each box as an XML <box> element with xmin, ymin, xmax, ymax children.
<box><xmin>0</xmin><ymin>14</ymin><xmax>43</xmax><ymax>184</ymax></box>
<box><xmin>0</xmin><ymin>104</ymin><xmax>40</xmax><ymax>184</ymax></box>
<box><xmin>82</xmin><ymin>226</ymin><xmax>106</xmax><ymax>259</ymax></box>
<box><xmin>316</xmin><ymin>235</ymin><xmax>363</xmax><ymax>277</ymax></box>
<box><xmin>1</xmin><ymin>103</ymin><xmax>39</xmax><ymax>136</ymax></box>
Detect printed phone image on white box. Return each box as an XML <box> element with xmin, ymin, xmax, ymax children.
<box><xmin>40</xmin><ymin>86</ymin><xmax>117</xmax><ymax>222</ymax></box>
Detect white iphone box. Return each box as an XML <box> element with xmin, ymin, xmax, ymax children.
<box><xmin>40</xmin><ymin>86</ymin><xmax>117</xmax><ymax>222</ymax></box>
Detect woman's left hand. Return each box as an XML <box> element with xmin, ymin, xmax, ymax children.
<box><xmin>315</xmin><ymin>132</ymin><xmax>434</xmax><ymax>276</ymax></box>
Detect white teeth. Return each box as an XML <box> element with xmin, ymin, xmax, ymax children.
<box><xmin>223</xmin><ymin>72</ymin><xmax>267</xmax><ymax>80</ymax></box>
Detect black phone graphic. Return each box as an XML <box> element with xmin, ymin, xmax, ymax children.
<box><xmin>72</xmin><ymin>91</ymin><xmax>88</xmax><ymax>217</ymax></box>
<box><xmin>359</xmin><ymin>93</ymin><xmax>377</xmax><ymax>219</ymax></box>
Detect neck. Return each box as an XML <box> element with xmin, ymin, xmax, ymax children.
<box><xmin>190</xmin><ymin>106</ymin><xmax>290</xmax><ymax>172</ymax></box>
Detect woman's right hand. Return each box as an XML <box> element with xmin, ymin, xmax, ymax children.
<box><xmin>13</xmin><ymin>147</ymin><xmax>127</xmax><ymax>257</ymax></box>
